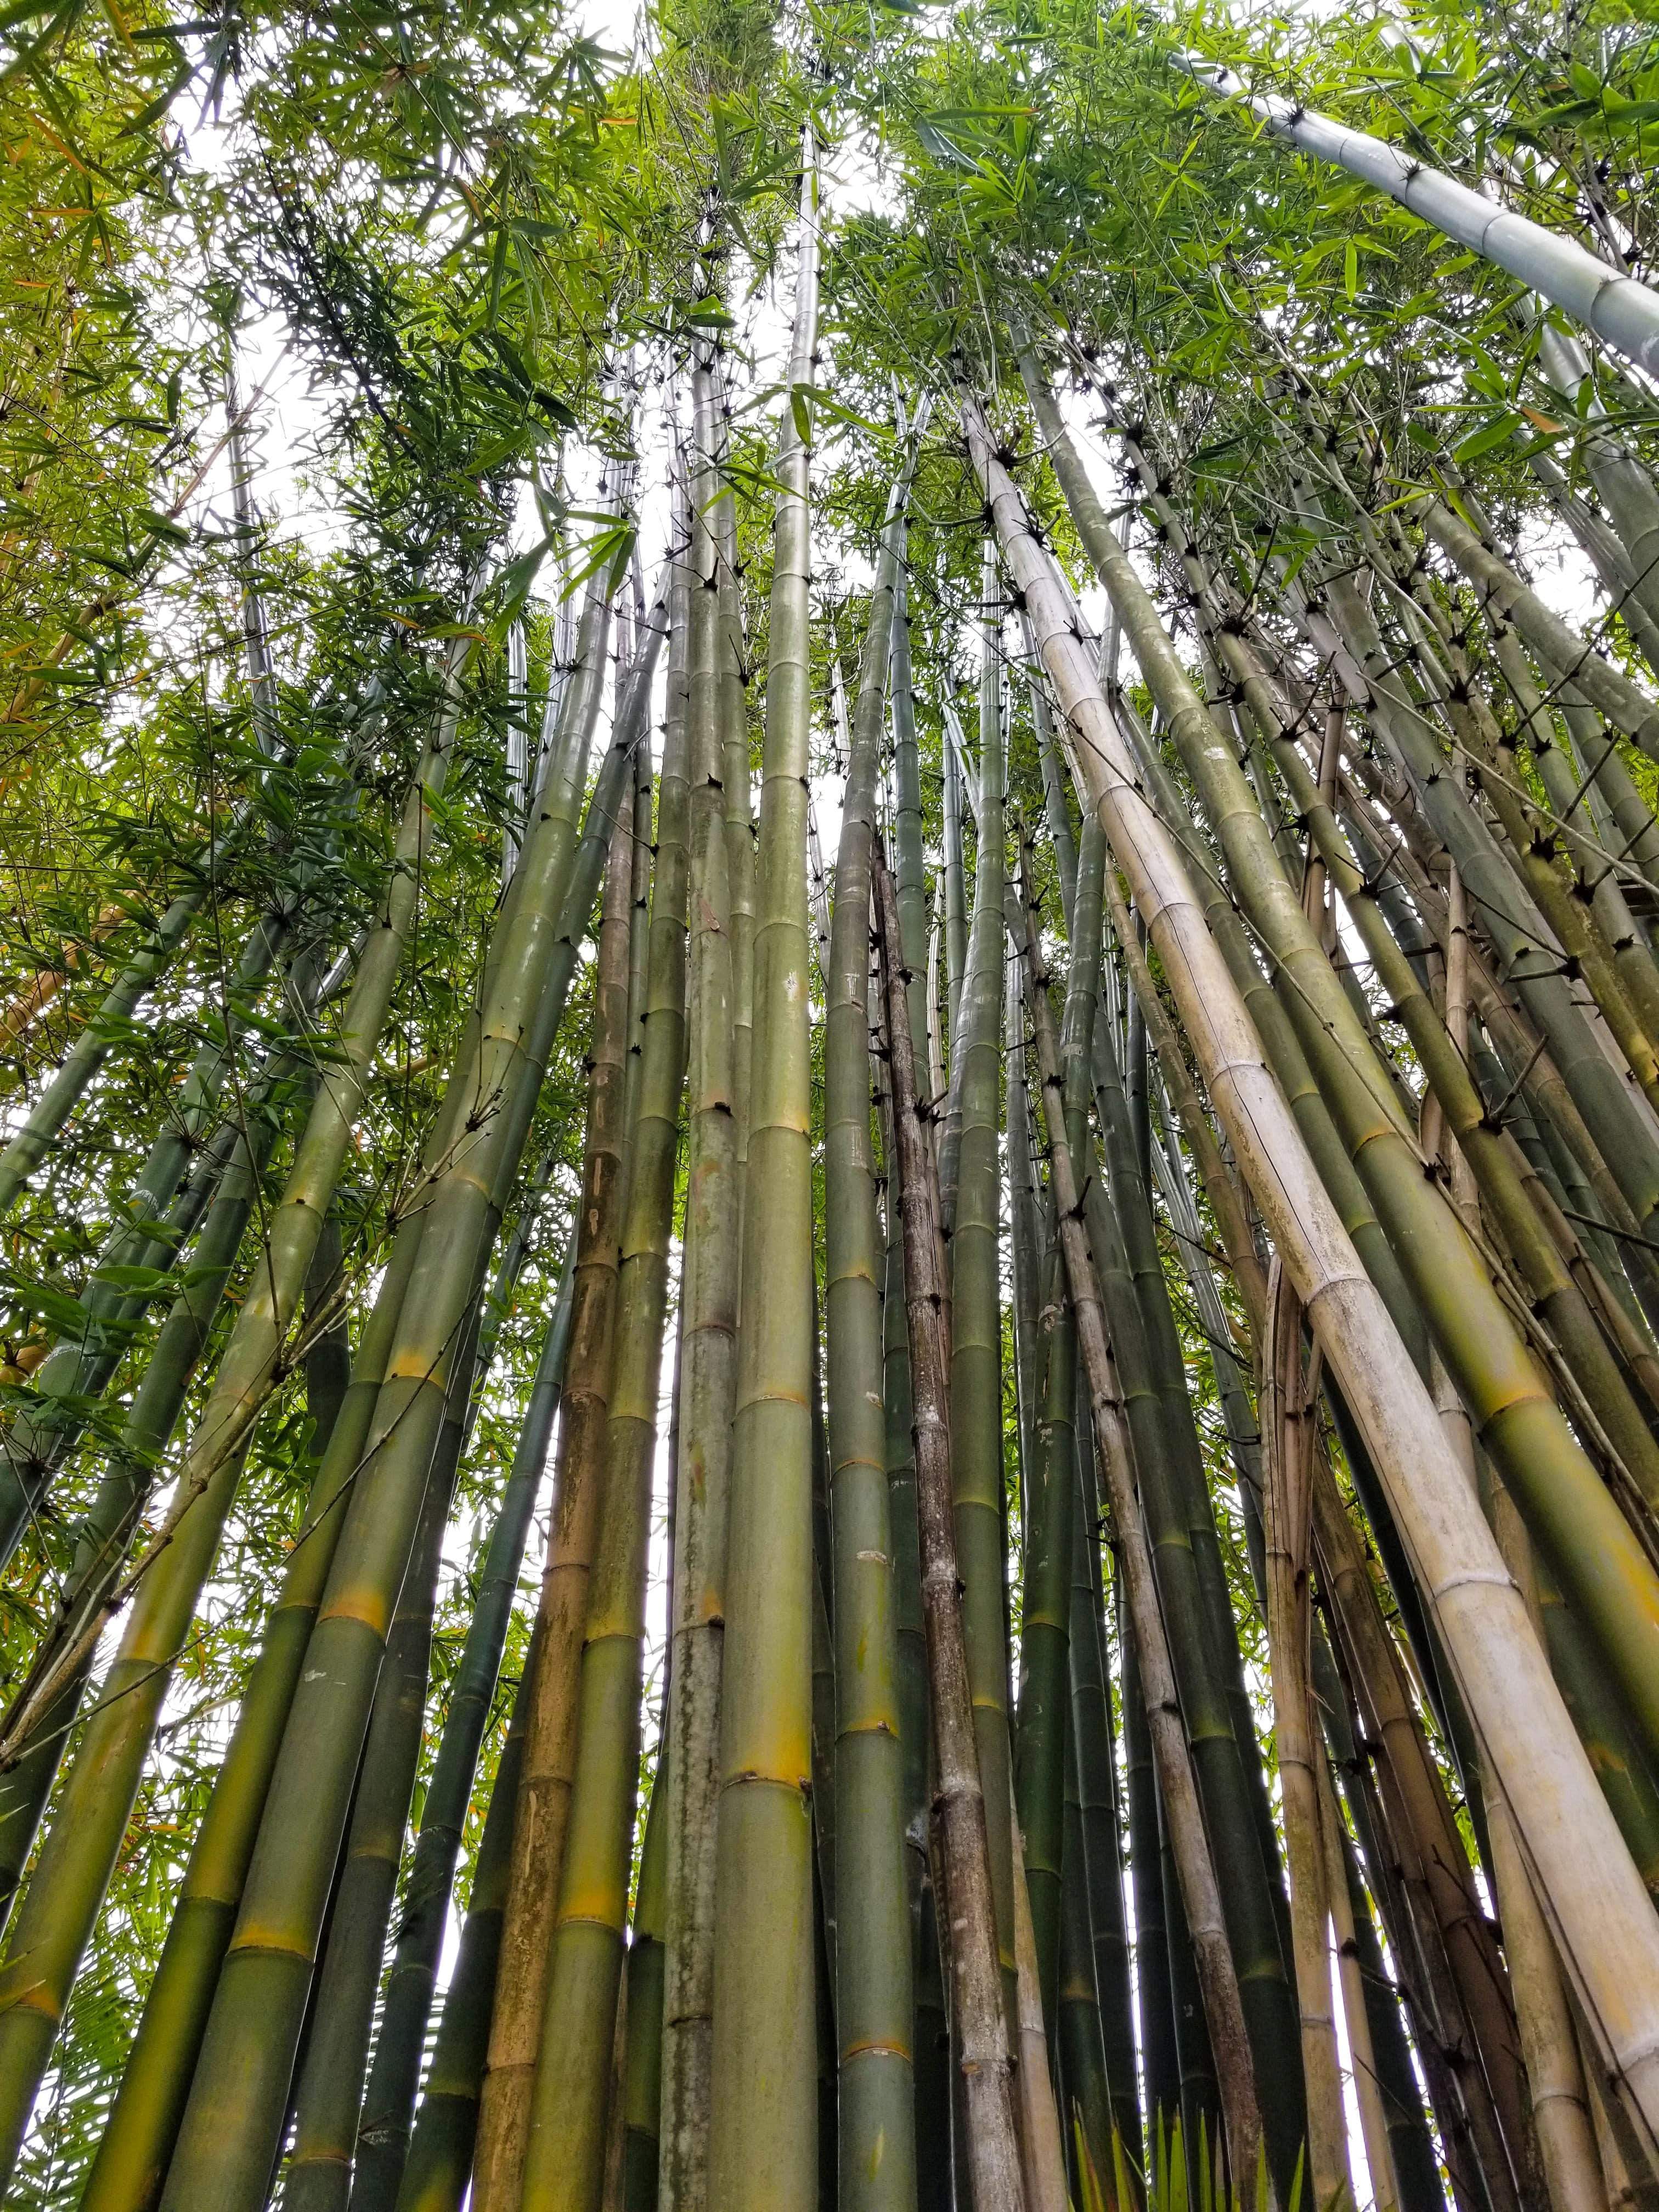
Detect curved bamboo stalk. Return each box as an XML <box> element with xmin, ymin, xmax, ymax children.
<box><xmin>873</xmin><ymin>840</ymin><xmax>1027</xmax><ymax>2212</ymax></box>
<box><xmin>1183</xmin><ymin>53</ymin><xmax>1659</xmax><ymax>379</ymax></box>
<box><xmin>706</xmin><ymin>138</ymin><xmax>828</xmax><ymax>2212</ymax></box>
<box><xmin>963</xmin><ymin>391</ymin><xmax>1659</xmax><ymax>2157</ymax></box>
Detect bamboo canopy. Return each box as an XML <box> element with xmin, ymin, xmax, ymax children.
<box><xmin>16</xmin><ymin>7</ymin><xmax>1659</xmax><ymax>2212</ymax></box>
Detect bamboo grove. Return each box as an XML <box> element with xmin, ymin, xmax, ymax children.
<box><xmin>18</xmin><ymin>0</ymin><xmax>1659</xmax><ymax>2205</ymax></box>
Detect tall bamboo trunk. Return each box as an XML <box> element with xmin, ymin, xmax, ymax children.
<box><xmin>707</xmin><ymin>142</ymin><xmax>827</xmax><ymax>2212</ymax></box>
<box><xmin>469</xmin><ymin>591</ymin><xmax>676</xmax><ymax>2212</ymax></box>
<box><xmin>945</xmin><ymin>541</ymin><xmax>1018</xmax><ymax>2053</ymax></box>
<box><xmin>822</xmin><ymin>397</ymin><xmax>923</xmax><ymax>2212</ymax></box>
<box><xmin>504</xmin><ymin>644</ymin><xmax>687</xmax><ymax>2212</ymax></box>
<box><xmin>656</xmin><ymin>349</ymin><xmax>745</xmax><ymax>2212</ymax></box>
<box><xmin>1011</xmin><ymin>887</ymin><xmax>1265</xmax><ymax>2194</ymax></box>
<box><xmin>348</xmin><ymin>1240</ymin><xmax>577</xmax><ymax>2212</ymax></box>
<box><xmin>874</xmin><ymin>840</ymin><xmax>1026</xmax><ymax>2212</ymax></box>
<box><xmin>1261</xmin><ymin>1266</ymin><xmax>1354</xmax><ymax>2211</ymax></box>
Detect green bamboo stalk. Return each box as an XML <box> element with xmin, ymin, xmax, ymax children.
<box><xmin>1119</xmin><ymin>1573</ymin><xmax>1179</xmax><ymax>2159</ymax></box>
<box><xmin>510</xmin><ymin>577</ymin><xmax>690</xmax><ymax>2212</ymax></box>
<box><xmin>888</xmin><ymin>509</ymin><xmax>935</xmax><ymax>1059</ymax></box>
<box><xmin>1014</xmin><ymin>830</ymin><xmax>1099</xmax><ymax>2036</ymax></box>
<box><xmin>1057</xmin><ymin>1706</ymin><xmax>1113</xmax><ymax>2192</ymax></box>
<box><xmin>622</xmin><ymin>1748</ymin><xmax>668</xmax><ymax>2212</ymax></box>
<box><xmin>154</xmin><ymin>532</ymin><xmax>625</xmax><ymax>2212</ymax></box>
<box><xmin>706</xmin><ymin>141</ymin><xmax>829</xmax><ymax>2212</ymax></box>
<box><xmin>283</xmin><ymin>1387</ymin><xmax>462</xmax><ymax>2212</ymax></box>
<box><xmin>714</xmin><ymin>354</ymin><xmax>755</xmax><ymax>1190</ymax></box>
<box><xmin>347</xmin><ymin>1238</ymin><xmax>578</xmax><ymax>2212</ymax></box>
<box><xmin>477</xmin><ymin>628</ymin><xmax>685</xmax><ymax>2212</ymax></box>
<box><xmin>1011</xmin><ymin>883</ymin><xmax>1264</xmax><ymax>2192</ymax></box>
<box><xmin>393</xmin><ymin>1622</ymin><xmax>541</xmax><ymax>2212</ymax></box>
<box><xmin>884</xmin><ymin>521</ymin><xmax>939</xmax><ymax>2172</ymax></box>
<box><xmin>283</xmin><ymin>1148</ymin><xmax>563</xmax><ymax>2212</ymax></box>
<box><xmin>1022</xmin><ymin>816</ymin><xmax>1304</xmax><ymax>2181</ymax></box>
<box><xmin>1006</xmin><ymin>947</ymin><xmax>1045</xmax><ymax>1510</ymax></box>
<box><xmin>821</xmin><ymin>392</ymin><xmax>922</xmax><ymax>2212</ymax></box>
<box><xmin>657</xmin><ymin>353</ymin><xmax>744</xmax><ymax>2212</ymax></box>
<box><xmin>1069</xmin><ymin>1405</ymin><xmax>1139</xmax><ymax>2160</ymax></box>
<box><xmin>942</xmin><ymin>713</ymin><xmax>968</xmax><ymax>1044</ymax></box>
<box><xmin>469</xmin><ymin>585</ymin><xmax>675</xmax><ymax>2212</ymax></box>
<box><xmin>0</xmin><ymin>1049</ymin><xmax>299</xmax><ymax>1931</ymax></box>
<box><xmin>76</xmin><ymin>1204</ymin><xmax>435</xmax><ymax>2212</ymax></box>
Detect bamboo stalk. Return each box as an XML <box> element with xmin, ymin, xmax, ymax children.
<box><xmin>944</xmin><ymin>539</ymin><xmax>1019</xmax><ymax>2050</ymax></box>
<box><xmin>503</xmin><ymin>634</ymin><xmax>686</xmax><ymax>2212</ymax></box>
<box><xmin>707</xmin><ymin>140</ymin><xmax>829</xmax><ymax>2212</ymax></box>
<box><xmin>622</xmin><ymin>1749</ymin><xmax>668</xmax><ymax>2212</ymax></box>
<box><xmin>471</xmin><ymin>589</ymin><xmax>678</xmax><ymax>2212</ymax></box>
<box><xmin>1012</xmin><ymin>1783</ymin><xmax>1070</xmax><ymax>2212</ymax></box>
<box><xmin>393</xmin><ymin>1622</ymin><xmax>542</xmax><ymax>2212</ymax></box>
<box><xmin>347</xmin><ymin>1240</ymin><xmax>578</xmax><ymax>2212</ymax></box>
<box><xmin>873</xmin><ymin>839</ymin><xmax>1026</xmax><ymax>2212</ymax></box>
<box><xmin>820</xmin><ymin>387</ymin><xmax>921</xmax><ymax>2212</ymax></box>
<box><xmin>284</xmin><ymin>1407</ymin><xmax>459</xmax><ymax>2212</ymax></box>
<box><xmin>1261</xmin><ymin>1263</ymin><xmax>1354</xmax><ymax>2211</ymax></box>
<box><xmin>1183</xmin><ymin>55</ymin><xmax>1659</xmax><ymax>381</ymax></box>
<box><xmin>1012</xmin><ymin>884</ymin><xmax>1265</xmax><ymax>2194</ymax></box>
<box><xmin>657</xmin><ymin>353</ymin><xmax>744</xmax><ymax>2212</ymax></box>
<box><xmin>1119</xmin><ymin>1576</ymin><xmax>1180</xmax><ymax>2161</ymax></box>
